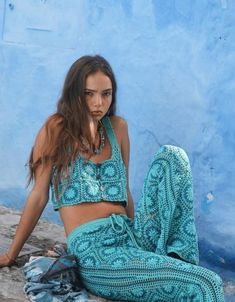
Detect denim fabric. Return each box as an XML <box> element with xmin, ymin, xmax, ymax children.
<box><xmin>22</xmin><ymin>244</ymin><xmax>96</xmax><ymax>302</ymax></box>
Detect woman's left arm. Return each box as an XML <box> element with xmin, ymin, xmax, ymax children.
<box><xmin>120</xmin><ymin>118</ymin><xmax>135</xmax><ymax>219</ymax></box>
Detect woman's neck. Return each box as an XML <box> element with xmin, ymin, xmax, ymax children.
<box><xmin>89</xmin><ymin>119</ymin><xmax>99</xmax><ymax>142</ymax></box>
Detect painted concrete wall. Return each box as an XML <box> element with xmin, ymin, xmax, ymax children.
<box><xmin>0</xmin><ymin>0</ymin><xmax>234</xmax><ymax>284</ymax></box>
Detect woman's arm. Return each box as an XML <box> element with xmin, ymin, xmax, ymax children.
<box><xmin>126</xmin><ymin>189</ymin><xmax>135</xmax><ymax>220</ymax></box>
<box><xmin>0</xmin><ymin>125</ymin><xmax>53</xmax><ymax>267</ymax></box>
<box><xmin>120</xmin><ymin>118</ymin><xmax>135</xmax><ymax>219</ymax></box>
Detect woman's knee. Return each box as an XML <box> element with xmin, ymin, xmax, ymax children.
<box><xmin>154</xmin><ymin>144</ymin><xmax>190</xmax><ymax>168</ymax></box>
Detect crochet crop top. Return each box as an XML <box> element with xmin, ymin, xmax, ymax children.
<box><xmin>50</xmin><ymin>116</ymin><xmax>128</xmax><ymax>211</ymax></box>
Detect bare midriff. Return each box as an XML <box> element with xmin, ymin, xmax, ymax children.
<box><xmin>59</xmin><ymin>201</ymin><xmax>127</xmax><ymax>237</ymax></box>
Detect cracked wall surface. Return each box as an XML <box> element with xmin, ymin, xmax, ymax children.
<box><xmin>0</xmin><ymin>0</ymin><xmax>234</xmax><ymax>284</ymax></box>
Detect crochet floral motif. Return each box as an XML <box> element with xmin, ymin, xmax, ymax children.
<box><xmin>51</xmin><ymin>116</ymin><xmax>128</xmax><ymax>210</ymax></box>
<box><xmin>66</xmin><ymin>145</ymin><xmax>224</xmax><ymax>302</ymax></box>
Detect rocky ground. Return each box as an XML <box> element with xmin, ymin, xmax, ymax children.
<box><xmin>0</xmin><ymin>206</ymin><xmax>234</xmax><ymax>302</ymax></box>
<box><xmin>0</xmin><ymin>206</ymin><xmax>114</xmax><ymax>302</ymax></box>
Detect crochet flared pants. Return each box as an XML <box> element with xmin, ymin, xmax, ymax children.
<box><xmin>67</xmin><ymin>145</ymin><xmax>225</xmax><ymax>302</ymax></box>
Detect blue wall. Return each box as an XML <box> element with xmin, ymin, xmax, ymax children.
<box><xmin>0</xmin><ymin>0</ymin><xmax>234</xmax><ymax>285</ymax></box>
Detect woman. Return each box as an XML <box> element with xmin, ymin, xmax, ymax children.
<box><xmin>0</xmin><ymin>55</ymin><xmax>224</xmax><ymax>301</ymax></box>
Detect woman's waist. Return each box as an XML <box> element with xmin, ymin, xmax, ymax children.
<box><xmin>60</xmin><ymin>201</ymin><xmax>127</xmax><ymax>236</ymax></box>
<box><xmin>66</xmin><ymin>211</ymin><xmax>137</xmax><ymax>255</ymax></box>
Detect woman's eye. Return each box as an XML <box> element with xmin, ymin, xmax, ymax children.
<box><xmin>103</xmin><ymin>91</ymin><xmax>112</xmax><ymax>97</ymax></box>
<box><xmin>85</xmin><ymin>91</ymin><xmax>93</xmax><ymax>96</ymax></box>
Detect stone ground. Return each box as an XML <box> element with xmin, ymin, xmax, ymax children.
<box><xmin>0</xmin><ymin>206</ymin><xmax>114</xmax><ymax>302</ymax></box>
<box><xmin>0</xmin><ymin>206</ymin><xmax>234</xmax><ymax>302</ymax></box>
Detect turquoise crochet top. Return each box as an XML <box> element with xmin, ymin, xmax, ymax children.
<box><xmin>50</xmin><ymin>116</ymin><xmax>128</xmax><ymax>211</ymax></box>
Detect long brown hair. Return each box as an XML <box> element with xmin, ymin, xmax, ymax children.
<box><xmin>27</xmin><ymin>55</ymin><xmax>117</xmax><ymax>197</ymax></box>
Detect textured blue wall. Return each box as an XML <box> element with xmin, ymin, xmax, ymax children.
<box><xmin>0</xmin><ymin>0</ymin><xmax>234</xmax><ymax>286</ymax></box>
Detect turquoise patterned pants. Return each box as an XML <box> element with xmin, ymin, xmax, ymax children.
<box><xmin>67</xmin><ymin>145</ymin><xmax>225</xmax><ymax>301</ymax></box>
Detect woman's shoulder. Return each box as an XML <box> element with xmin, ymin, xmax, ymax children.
<box><xmin>38</xmin><ymin>114</ymin><xmax>63</xmax><ymax>138</ymax></box>
<box><xmin>45</xmin><ymin>114</ymin><xmax>64</xmax><ymax>130</ymax></box>
<box><xmin>109</xmin><ymin>115</ymin><xmax>128</xmax><ymax>131</ymax></box>
<box><xmin>108</xmin><ymin>116</ymin><xmax>128</xmax><ymax>146</ymax></box>
<box><xmin>35</xmin><ymin>114</ymin><xmax>64</xmax><ymax>146</ymax></box>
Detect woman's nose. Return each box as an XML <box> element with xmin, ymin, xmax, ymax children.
<box><xmin>94</xmin><ymin>93</ymin><xmax>102</xmax><ymax>106</ymax></box>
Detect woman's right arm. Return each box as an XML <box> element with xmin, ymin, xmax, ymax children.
<box><xmin>0</xmin><ymin>124</ymin><xmax>53</xmax><ymax>267</ymax></box>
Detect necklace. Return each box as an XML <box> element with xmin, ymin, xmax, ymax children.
<box><xmin>81</xmin><ymin>121</ymin><xmax>105</xmax><ymax>155</ymax></box>
<box><xmin>93</xmin><ymin>122</ymin><xmax>105</xmax><ymax>155</ymax></box>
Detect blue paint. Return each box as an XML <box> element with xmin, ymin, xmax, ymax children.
<box><xmin>120</xmin><ymin>0</ymin><xmax>133</xmax><ymax>18</ymax></box>
<box><xmin>201</xmin><ymin>194</ymin><xmax>213</xmax><ymax>215</ymax></box>
<box><xmin>0</xmin><ymin>0</ymin><xmax>234</xmax><ymax>295</ymax></box>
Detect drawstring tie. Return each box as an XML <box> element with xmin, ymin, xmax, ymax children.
<box><xmin>109</xmin><ymin>214</ymin><xmax>140</xmax><ymax>249</ymax></box>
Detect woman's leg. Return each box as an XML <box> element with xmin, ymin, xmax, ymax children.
<box><xmin>67</xmin><ymin>145</ymin><xmax>224</xmax><ymax>301</ymax></box>
<box><xmin>67</xmin><ymin>215</ymin><xmax>225</xmax><ymax>302</ymax></box>
<box><xmin>133</xmin><ymin>145</ymin><xmax>199</xmax><ymax>265</ymax></box>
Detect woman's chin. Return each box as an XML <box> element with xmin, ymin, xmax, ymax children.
<box><xmin>91</xmin><ymin>114</ymin><xmax>104</xmax><ymax>121</ymax></box>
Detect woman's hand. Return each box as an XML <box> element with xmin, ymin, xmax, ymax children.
<box><xmin>0</xmin><ymin>254</ymin><xmax>17</xmax><ymax>268</ymax></box>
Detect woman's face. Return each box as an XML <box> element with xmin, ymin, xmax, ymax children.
<box><xmin>85</xmin><ymin>71</ymin><xmax>112</xmax><ymax>121</ymax></box>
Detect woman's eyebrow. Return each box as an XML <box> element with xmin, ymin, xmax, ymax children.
<box><xmin>84</xmin><ymin>88</ymin><xmax>112</xmax><ymax>92</ymax></box>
